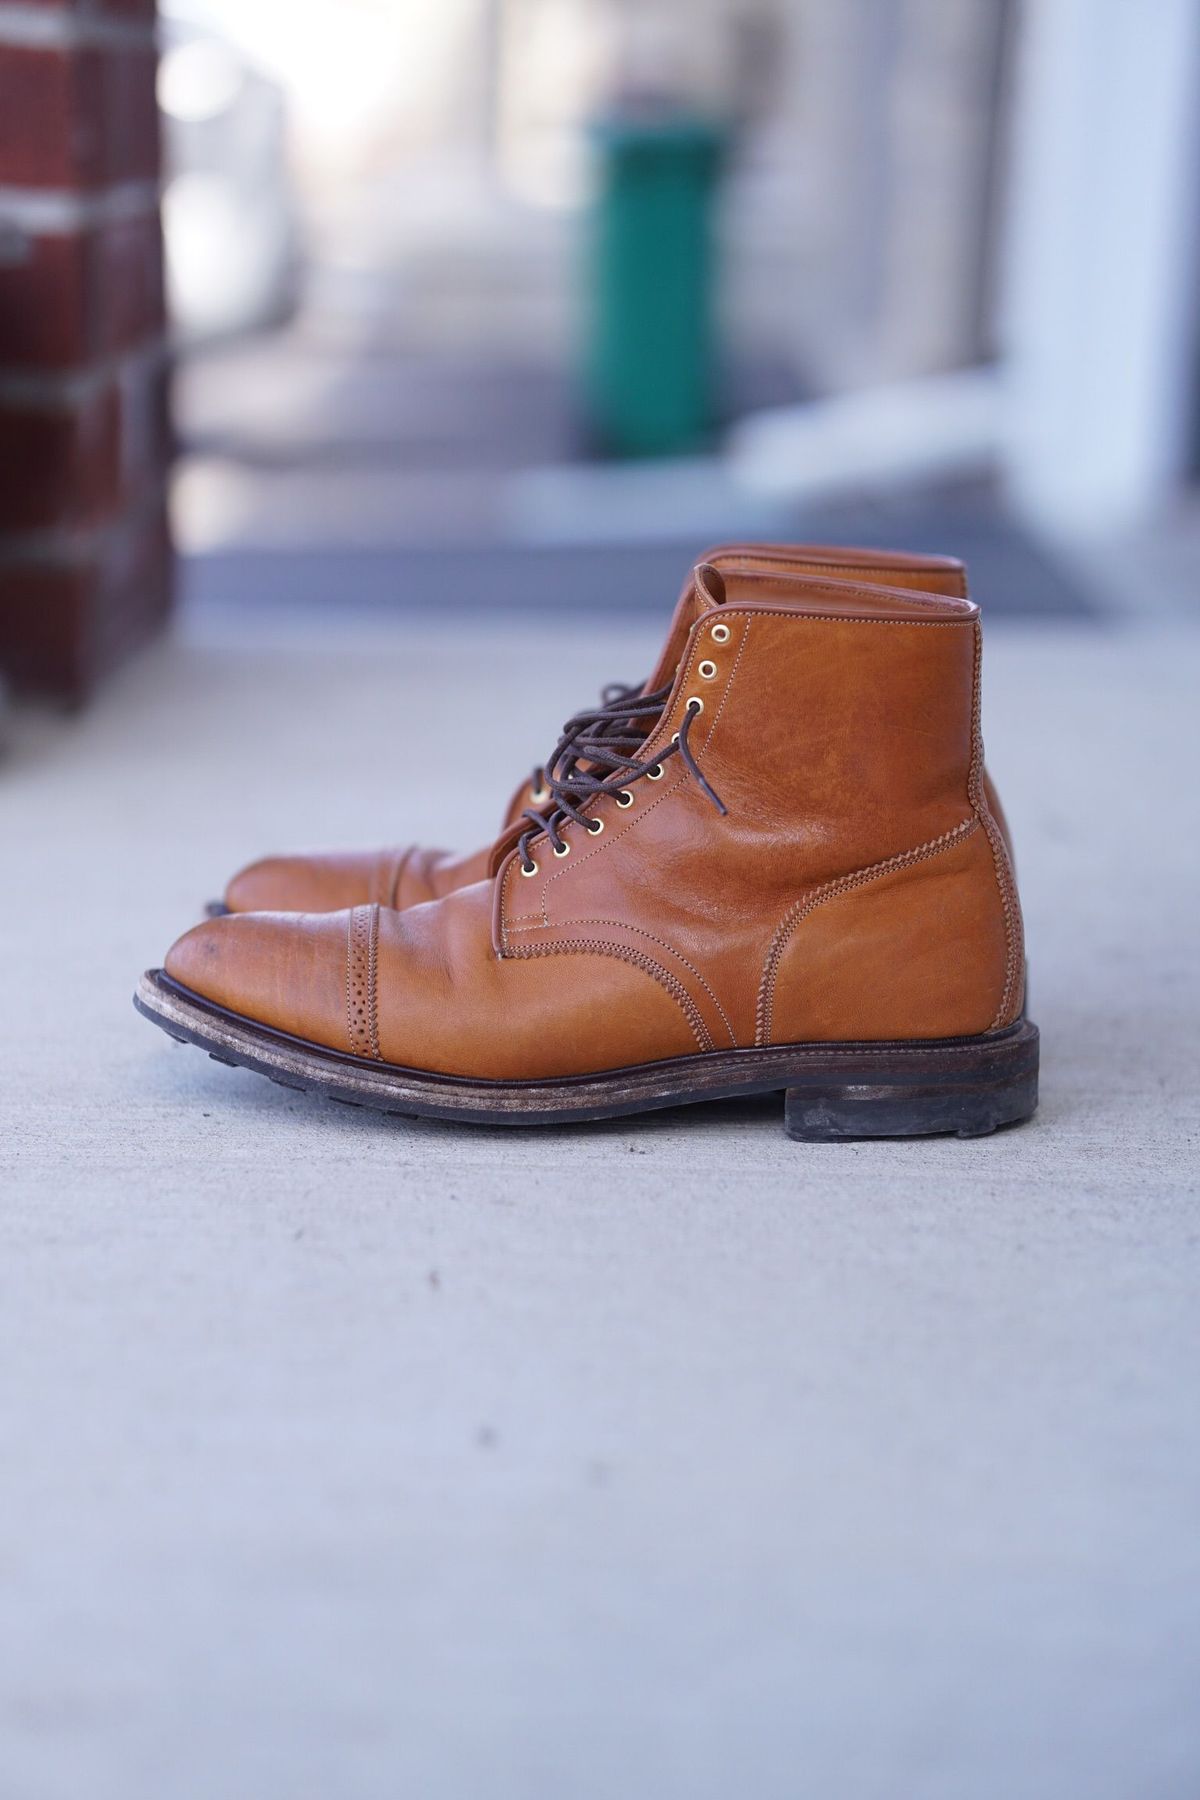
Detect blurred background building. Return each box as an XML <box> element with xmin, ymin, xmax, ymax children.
<box><xmin>1</xmin><ymin>0</ymin><xmax>1198</xmax><ymax>697</ymax></box>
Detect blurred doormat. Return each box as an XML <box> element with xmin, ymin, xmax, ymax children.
<box><xmin>185</xmin><ymin>502</ymin><xmax>1099</xmax><ymax>623</ymax></box>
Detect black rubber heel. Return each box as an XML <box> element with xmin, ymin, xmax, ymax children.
<box><xmin>782</xmin><ymin>1018</ymin><xmax>1039</xmax><ymax>1142</ymax></box>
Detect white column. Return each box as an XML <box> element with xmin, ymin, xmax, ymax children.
<box><xmin>1000</xmin><ymin>0</ymin><xmax>1200</xmax><ymax>534</ymax></box>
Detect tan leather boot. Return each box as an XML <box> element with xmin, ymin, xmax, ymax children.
<box><xmin>138</xmin><ymin>562</ymin><xmax>1038</xmax><ymax>1140</ymax></box>
<box><xmin>212</xmin><ymin>542</ymin><xmax>1012</xmax><ymax>915</ymax></box>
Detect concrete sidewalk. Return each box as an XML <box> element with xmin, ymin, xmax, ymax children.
<box><xmin>1</xmin><ymin>602</ymin><xmax>1198</xmax><ymax>1800</ymax></box>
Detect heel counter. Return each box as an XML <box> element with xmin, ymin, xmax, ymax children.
<box><xmin>975</xmin><ymin>800</ymin><xmax>1026</xmax><ymax>1025</ymax></box>
<box><xmin>759</xmin><ymin>822</ymin><xmax>1012</xmax><ymax>1045</ymax></box>
<box><xmin>968</xmin><ymin>619</ymin><xmax>1025</xmax><ymax>1026</ymax></box>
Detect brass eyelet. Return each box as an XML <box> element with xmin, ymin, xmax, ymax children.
<box><xmin>711</xmin><ymin>622</ymin><xmax>731</xmax><ymax>644</ymax></box>
<box><xmin>698</xmin><ymin>659</ymin><xmax>717</xmax><ymax>680</ymax></box>
<box><xmin>519</xmin><ymin>859</ymin><xmax>538</xmax><ymax>878</ymax></box>
<box><xmin>686</xmin><ymin>695</ymin><xmax>704</xmax><ymax>714</ymax></box>
<box><xmin>587</xmin><ymin>817</ymin><xmax>604</xmax><ymax>835</ymax></box>
<box><xmin>646</xmin><ymin>763</ymin><xmax>664</xmax><ymax>781</ymax></box>
<box><xmin>530</xmin><ymin>787</ymin><xmax>550</xmax><ymax>805</ymax></box>
<box><xmin>616</xmin><ymin>790</ymin><xmax>634</xmax><ymax>808</ymax></box>
<box><xmin>552</xmin><ymin>841</ymin><xmax>570</xmax><ymax>858</ymax></box>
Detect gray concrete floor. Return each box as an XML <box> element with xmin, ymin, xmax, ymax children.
<box><xmin>2</xmin><ymin>600</ymin><xmax>1198</xmax><ymax>1800</ymax></box>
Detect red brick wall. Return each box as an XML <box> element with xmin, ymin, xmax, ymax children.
<box><xmin>0</xmin><ymin>0</ymin><xmax>172</xmax><ymax>703</ymax></box>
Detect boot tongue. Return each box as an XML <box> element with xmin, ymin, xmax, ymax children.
<box><xmin>645</xmin><ymin>563</ymin><xmax>725</xmax><ymax>690</ymax></box>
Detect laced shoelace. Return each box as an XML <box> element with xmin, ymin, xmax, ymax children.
<box><xmin>526</xmin><ymin>682</ymin><xmax>642</xmax><ymax>804</ymax></box>
<box><xmin>517</xmin><ymin>680</ymin><xmax>726</xmax><ymax>875</ymax></box>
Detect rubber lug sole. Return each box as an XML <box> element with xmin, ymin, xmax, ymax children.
<box><xmin>134</xmin><ymin>969</ymin><xmax>1039</xmax><ymax>1140</ymax></box>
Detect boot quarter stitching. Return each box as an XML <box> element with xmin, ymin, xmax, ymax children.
<box><xmin>982</xmin><ymin>819</ymin><xmax>1018</xmax><ymax>1027</ymax></box>
<box><xmin>505</xmin><ymin>939</ymin><xmax>711</xmax><ymax>1052</ymax></box>
<box><xmin>507</xmin><ymin>618</ymin><xmax>747</xmax><ymax>1045</ymax></box>
<box><xmin>503</xmin><ymin>915</ymin><xmax>737</xmax><ymax>1047</ymax></box>
<box><xmin>535</xmin><ymin>772</ymin><xmax>687</xmax><ymax>908</ymax></box>
<box><xmin>500</xmin><ymin>779</ymin><xmax>688</xmax><ymax>937</ymax></box>
<box><xmin>756</xmin><ymin>819</ymin><xmax>980</xmax><ymax>1045</ymax></box>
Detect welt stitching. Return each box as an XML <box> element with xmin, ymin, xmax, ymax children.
<box><xmin>507</xmin><ymin>938</ymin><xmax>710</xmax><ymax>1052</ymax></box>
<box><xmin>756</xmin><ymin>819</ymin><xmax>979</xmax><ymax>1045</ymax></box>
<box><xmin>504</xmin><ymin>915</ymin><xmax>737</xmax><ymax>1046</ymax></box>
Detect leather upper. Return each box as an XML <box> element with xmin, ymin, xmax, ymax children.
<box><xmin>167</xmin><ymin>565</ymin><xmax>1025</xmax><ymax>1079</ymax></box>
<box><xmin>224</xmin><ymin>840</ymin><xmax>491</xmax><ymax>916</ymax></box>
<box><xmin>218</xmin><ymin>542</ymin><xmax>1012</xmax><ymax>915</ymax></box>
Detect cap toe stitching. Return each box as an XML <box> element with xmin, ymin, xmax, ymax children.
<box><xmin>345</xmin><ymin>904</ymin><xmax>383</xmax><ymax>1060</ymax></box>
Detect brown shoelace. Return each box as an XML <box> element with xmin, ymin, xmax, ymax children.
<box><xmin>517</xmin><ymin>680</ymin><xmax>726</xmax><ymax>874</ymax></box>
<box><xmin>526</xmin><ymin>682</ymin><xmax>643</xmax><ymax>804</ymax></box>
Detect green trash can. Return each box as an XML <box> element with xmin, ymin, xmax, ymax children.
<box><xmin>582</xmin><ymin>113</ymin><xmax>725</xmax><ymax>459</ymax></box>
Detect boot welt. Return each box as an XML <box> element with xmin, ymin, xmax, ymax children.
<box><xmin>135</xmin><ymin>970</ymin><xmax>1039</xmax><ymax>1141</ymax></box>
<box><xmin>134</xmin><ymin>970</ymin><xmax>1038</xmax><ymax>1141</ymax></box>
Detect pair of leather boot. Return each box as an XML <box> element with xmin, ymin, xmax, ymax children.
<box><xmin>135</xmin><ymin>543</ymin><xmax>1038</xmax><ymax>1139</ymax></box>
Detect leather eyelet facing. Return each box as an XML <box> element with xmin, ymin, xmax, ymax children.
<box><xmin>698</xmin><ymin>659</ymin><xmax>717</xmax><ymax>680</ymax></box>
<box><xmin>711</xmin><ymin>622</ymin><xmax>731</xmax><ymax>645</ymax></box>
<box><xmin>519</xmin><ymin>859</ymin><xmax>538</xmax><ymax>878</ymax></box>
<box><xmin>646</xmin><ymin>763</ymin><xmax>665</xmax><ymax>781</ymax></box>
<box><xmin>552</xmin><ymin>841</ymin><xmax>570</xmax><ymax>858</ymax></box>
<box><xmin>530</xmin><ymin>787</ymin><xmax>550</xmax><ymax>805</ymax></box>
<box><xmin>686</xmin><ymin>695</ymin><xmax>704</xmax><ymax>715</ymax></box>
<box><xmin>616</xmin><ymin>790</ymin><xmax>634</xmax><ymax>808</ymax></box>
<box><xmin>587</xmin><ymin>817</ymin><xmax>605</xmax><ymax>835</ymax></box>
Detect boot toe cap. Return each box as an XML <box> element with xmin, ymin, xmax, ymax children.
<box><xmin>164</xmin><ymin>910</ymin><xmax>355</xmax><ymax>1052</ymax></box>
